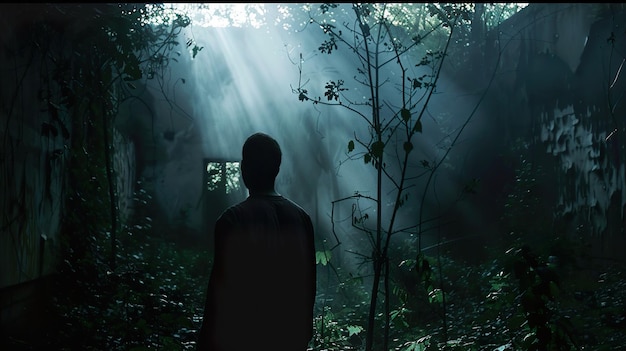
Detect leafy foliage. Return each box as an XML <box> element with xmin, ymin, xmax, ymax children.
<box><xmin>4</xmin><ymin>4</ymin><xmax>626</xmax><ymax>351</ymax></box>
<box><xmin>293</xmin><ymin>3</ymin><xmax>476</xmax><ymax>350</ymax></box>
<box><xmin>2</xmin><ymin>3</ymin><xmax>202</xmax><ymax>350</ymax></box>
<box><xmin>47</xmin><ymin>208</ymin><xmax>208</xmax><ymax>350</ymax></box>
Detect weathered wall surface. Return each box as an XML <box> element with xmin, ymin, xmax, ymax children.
<box><xmin>480</xmin><ymin>4</ymin><xmax>626</xmax><ymax>252</ymax></box>
<box><xmin>0</xmin><ymin>12</ymin><xmax>137</xmax><ymax>328</ymax></box>
<box><xmin>116</xmin><ymin>83</ymin><xmax>209</xmax><ymax>241</ymax></box>
<box><xmin>0</xmin><ymin>74</ymin><xmax>68</xmax><ymax>289</ymax></box>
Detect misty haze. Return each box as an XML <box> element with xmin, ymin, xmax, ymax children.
<box><xmin>2</xmin><ymin>3</ymin><xmax>625</xmax><ymax>351</ymax></box>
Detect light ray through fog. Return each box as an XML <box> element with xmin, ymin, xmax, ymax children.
<box><xmin>156</xmin><ymin>5</ymin><xmax>378</xmax><ymax>248</ymax></box>
<box><xmin>149</xmin><ymin>3</ymin><xmax>504</xmax><ymax>269</ymax></box>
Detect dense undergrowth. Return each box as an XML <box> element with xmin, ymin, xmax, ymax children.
<box><xmin>42</xmin><ymin>185</ymin><xmax>210</xmax><ymax>351</ymax></box>
<box><xmin>27</xmin><ymin>198</ymin><xmax>626</xmax><ymax>350</ymax></box>
<box><xmin>5</xmin><ymin>219</ymin><xmax>626</xmax><ymax>351</ymax></box>
<box><xmin>24</xmin><ymin>219</ymin><xmax>625</xmax><ymax>351</ymax></box>
<box><xmin>4</xmin><ymin>145</ymin><xmax>624</xmax><ymax>351</ymax></box>
<box><xmin>3</xmin><ymin>4</ymin><xmax>625</xmax><ymax>351</ymax></box>
<box><xmin>311</xmin><ymin>238</ymin><xmax>626</xmax><ymax>351</ymax></box>
<box><xmin>5</xmin><ymin>152</ymin><xmax>626</xmax><ymax>350</ymax></box>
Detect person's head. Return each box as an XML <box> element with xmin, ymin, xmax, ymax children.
<box><xmin>241</xmin><ymin>132</ymin><xmax>282</xmax><ymax>192</ymax></box>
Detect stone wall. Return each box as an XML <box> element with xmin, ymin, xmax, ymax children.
<box><xmin>0</xmin><ymin>19</ymin><xmax>137</xmax><ymax>326</ymax></box>
<box><xmin>483</xmin><ymin>4</ymin><xmax>626</xmax><ymax>250</ymax></box>
<box><xmin>0</xmin><ymin>108</ymin><xmax>136</xmax><ymax>328</ymax></box>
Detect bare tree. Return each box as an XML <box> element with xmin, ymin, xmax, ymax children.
<box><xmin>293</xmin><ymin>3</ymin><xmax>473</xmax><ymax>350</ymax></box>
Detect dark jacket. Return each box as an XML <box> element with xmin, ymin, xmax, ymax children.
<box><xmin>197</xmin><ymin>194</ymin><xmax>316</xmax><ymax>351</ymax></box>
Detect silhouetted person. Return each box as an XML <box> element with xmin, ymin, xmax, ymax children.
<box><xmin>197</xmin><ymin>132</ymin><xmax>316</xmax><ymax>351</ymax></box>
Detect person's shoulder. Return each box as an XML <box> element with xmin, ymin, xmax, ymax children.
<box><xmin>217</xmin><ymin>200</ymin><xmax>248</xmax><ymax>221</ymax></box>
<box><xmin>281</xmin><ymin>196</ymin><xmax>311</xmax><ymax>216</ymax></box>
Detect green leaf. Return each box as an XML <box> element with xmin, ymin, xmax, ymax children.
<box><xmin>129</xmin><ymin>346</ymin><xmax>150</xmax><ymax>351</ymax></box>
<box><xmin>364</xmin><ymin>154</ymin><xmax>371</xmax><ymax>164</ymax></box>
<box><xmin>413</xmin><ymin>78</ymin><xmax>422</xmax><ymax>89</ymax></box>
<box><xmin>371</xmin><ymin>140</ymin><xmax>385</xmax><ymax>158</ymax></box>
<box><xmin>402</xmin><ymin>335</ymin><xmax>431</xmax><ymax>351</ymax></box>
<box><xmin>348</xmin><ymin>140</ymin><xmax>355</xmax><ymax>153</ymax></box>
<box><xmin>413</xmin><ymin>119</ymin><xmax>422</xmax><ymax>133</ymax></box>
<box><xmin>403</xmin><ymin>141</ymin><xmax>413</xmax><ymax>153</ymax></box>
<box><xmin>346</xmin><ymin>325</ymin><xmax>363</xmax><ymax>336</ymax></box>
<box><xmin>192</xmin><ymin>45</ymin><xmax>204</xmax><ymax>59</ymax></box>
<box><xmin>549</xmin><ymin>280</ymin><xmax>560</xmax><ymax>298</ymax></box>
<box><xmin>401</xmin><ymin>108</ymin><xmax>411</xmax><ymax>122</ymax></box>
<box><xmin>428</xmin><ymin>288</ymin><xmax>443</xmax><ymax>304</ymax></box>
<box><xmin>316</xmin><ymin>250</ymin><xmax>331</xmax><ymax>266</ymax></box>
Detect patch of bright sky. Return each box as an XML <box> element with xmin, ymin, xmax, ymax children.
<box><xmin>159</xmin><ymin>3</ymin><xmax>528</xmax><ymax>29</ymax></box>
<box><xmin>188</xmin><ymin>3</ymin><xmax>263</xmax><ymax>28</ymax></box>
<box><xmin>163</xmin><ymin>3</ymin><xmax>272</xmax><ymax>28</ymax></box>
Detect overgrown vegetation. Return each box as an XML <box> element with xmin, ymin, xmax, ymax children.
<box><xmin>290</xmin><ymin>3</ymin><xmax>626</xmax><ymax>351</ymax></box>
<box><xmin>2</xmin><ymin>3</ymin><xmax>204</xmax><ymax>350</ymax></box>
<box><xmin>292</xmin><ymin>3</ymin><xmax>497</xmax><ymax>350</ymax></box>
<box><xmin>3</xmin><ymin>3</ymin><xmax>626</xmax><ymax>351</ymax></box>
<box><xmin>47</xmin><ymin>191</ymin><xmax>208</xmax><ymax>350</ymax></box>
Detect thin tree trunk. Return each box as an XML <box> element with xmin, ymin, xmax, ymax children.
<box><xmin>102</xmin><ymin>107</ymin><xmax>118</xmax><ymax>270</ymax></box>
<box><xmin>383</xmin><ymin>256</ymin><xmax>390</xmax><ymax>351</ymax></box>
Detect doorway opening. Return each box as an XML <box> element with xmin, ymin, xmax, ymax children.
<box><xmin>202</xmin><ymin>159</ymin><xmax>247</xmax><ymax>246</ymax></box>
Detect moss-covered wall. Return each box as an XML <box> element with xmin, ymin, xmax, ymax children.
<box><xmin>0</xmin><ymin>9</ymin><xmax>137</xmax><ymax>327</ymax></box>
<box><xmin>482</xmin><ymin>3</ymin><xmax>626</xmax><ymax>252</ymax></box>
